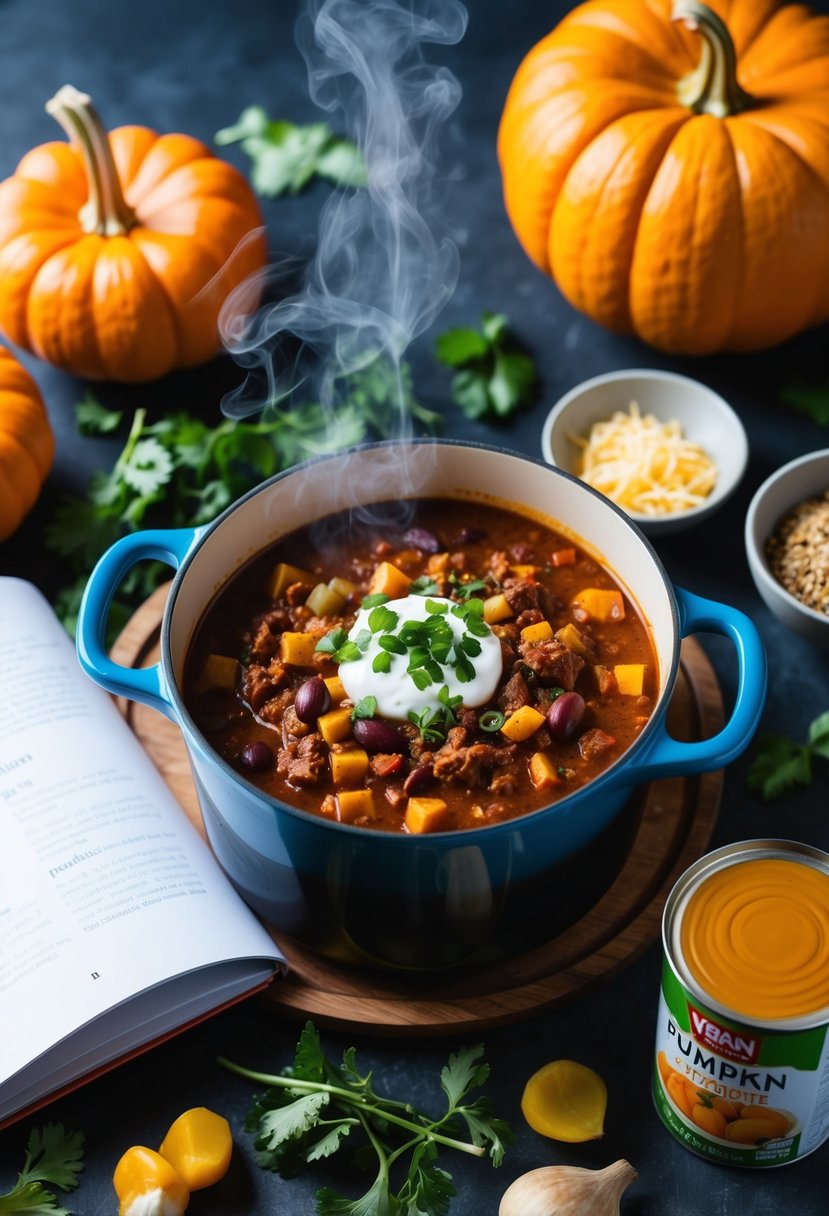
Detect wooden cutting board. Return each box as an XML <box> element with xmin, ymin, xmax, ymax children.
<box><xmin>112</xmin><ymin>584</ymin><xmax>724</xmax><ymax>1034</ymax></box>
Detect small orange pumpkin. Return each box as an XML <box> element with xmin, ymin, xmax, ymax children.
<box><xmin>0</xmin><ymin>346</ymin><xmax>54</xmax><ymax>541</ymax></box>
<box><xmin>0</xmin><ymin>85</ymin><xmax>268</xmax><ymax>382</ymax></box>
<box><xmin>498</xmin><ymin>0</ymin><xmax>829</xmax><ymax>354</ymax></box>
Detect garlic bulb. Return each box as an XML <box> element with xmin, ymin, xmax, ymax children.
<box><xmin>499</xmin><ymin>1159</ymin><xmax>637</xmax><ymax>1216</ymax></box>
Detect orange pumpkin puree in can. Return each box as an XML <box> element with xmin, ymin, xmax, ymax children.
<box><xmin>653</xmin><ymin>840</ymin><xmax>829</xmax><ymax>1168</ymax></box>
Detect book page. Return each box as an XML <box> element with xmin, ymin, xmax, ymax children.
<box><xmin>0</xmin><ymin>578</ymin><xmax>283</xmax><ymax>1093</ymax></box>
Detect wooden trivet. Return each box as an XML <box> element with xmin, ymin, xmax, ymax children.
<box><xmin>112</xmin><ymin>584</ymin><xmax>724</xmax><ymax>1035</ymax></box>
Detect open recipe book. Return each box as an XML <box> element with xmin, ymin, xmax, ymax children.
<box><xmin>0</xmin><ymin>577</ymin><xmax>285</xmax><ymax>1129</ymax></box>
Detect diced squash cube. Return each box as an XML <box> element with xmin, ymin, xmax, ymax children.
<box><xmin>196</xmin><ymin>654</ymin><xmax>239</xmax><ymax>692</ymax></box>
<box><xmin>614</xmin><ymin>663</ymin><xmax>645</xmax><ymax>696</ymax></box>
<box><xmin>572</xmin><ymin>587</ymin><xmax>625</xmax><ymax>622</ymax></box>
<box><xmin>529</xmin><ymin>752</ymin><xmax>564</xmax><ymax>792</ymax></box>
<box><xmin>330</xmin><ymin>746</ymin><xmax>370</xmax><ymax>786</ymax></box>
<box><xmin>279</xmin><ymin>631</ymin><xmax>318</xmax><ymax>667</ymax></box>
<box><xmin>501</xmin><ymin>705</ymin><xmax>546</xmax><ymax>742</ymax></box>
<box><xmin>510</xmin><ymin>564</ymin><xmax>540</xmax><ymax>578</ymax></box>
<box><xmin>267</xmin><ymin>562</ymin><xmax>314</xmax><ymax>600</ymax></box>
<box><xmin>555</xmin><ymin>622</ymin><xmax>592</xmax><ymax>657</ymax></box>
<box><xmin>520</xmin><ymin>620</ymin><xmax>554</xmax><ymax>644</ymax></box>
<box><xmin>551</xmin><ymin>547</ymin><xmax>576</xmax><ymax>567</ymax></box>
<box><xmin>367</xmin><ymin>561</ymin><xmax>411</xmax><ymax>599</ymax></box>
<box><xmin>323</xmin><ymin>675</ymin><xmax>347</xmax><ymax>705</ymax></box>
<box><xmin>328</xmin><ymin>576</ymin><xmax>357</xmax><ymax>600</ymax></box>
<box><xmin>405</xmin><ymin>797</ymin><xmax>449</xmax><ymax>834</ymax></box>
<box><xmin>306</xmin><ymin>582</ymin><xmax>347</xmax><ymax>616</ymax></box>
<box><xmin>483</xmin><ymin>593</ymin><xmax>513</xmax><ymax>624</ymax></box>
<box><xmin>337</xmin><ymin>789</ymin><xmax>376</xmax><ymax>822</ymax></box>
<box><xmin>318</xmin><ymin>708</ymin><xmax>354</xmax><ymax>746</ymax></box>
<box><xmin>427</xmin><ymin>552</ymin><xmax>450</xmax><ymax>575</ymax></box>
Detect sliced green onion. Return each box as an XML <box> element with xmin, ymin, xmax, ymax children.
<box><xmin>479</xmin><ymin>710</ymin><xmax>506</xmax><ymax>732</ymax></box>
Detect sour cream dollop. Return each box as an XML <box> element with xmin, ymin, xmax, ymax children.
<box><xmin>338</xmin><ymin>593</ymin><xmax>503</xmax><ymax>721</ymax></box>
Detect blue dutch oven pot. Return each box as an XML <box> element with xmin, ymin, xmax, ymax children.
<box><xmin>76</xmin><ymin>442</ymin><xmax>767</xmax><ymax>969</ymax></box>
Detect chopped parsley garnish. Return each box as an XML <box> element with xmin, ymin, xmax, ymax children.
<box><xmin>410</xmin><ymin>575</ymin><xmax>441</xmax><ymax>596</ymax></box>
<box><xmin>351</xmin><ymin>696</ymin><xmax>377</xmax><ymax>721</ymax></box>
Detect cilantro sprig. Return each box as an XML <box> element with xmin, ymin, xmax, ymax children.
<box><xmin>218</xmin><ymin>1022</ymin><xmax>511</xmax><ymax>1216</ymax></box>
<box><xmin>0</xmin><ymin>1124</ymin><xmax>84</xmax><ymax>1216</ymax></box>
<box><xmin>215</xmin><ymin>107</ymin><xmax>367</xmax><ymax>197</ymax></box>
<box><xmin>435</xmin><ymin>311</ymin><xmax>536</xmax><ymax>421</ymax></box>
<box><xmin>781</xmin><ymin>379</ymin><xmax>829</xmax><ymax>426</ymax></box>
<box><xmin>747</xmin><ymin>710</ymin><xmax>829</xmax><ymax>801</ymax></box>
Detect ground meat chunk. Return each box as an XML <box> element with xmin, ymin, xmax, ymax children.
<box><xmin>433</xmin><ymin>728</ymin><xmax>517</xmax><ymax>789</ymax></box>
<box><xmin>370</xmin><ymin>753</ymin><xmax>404</xmax><ymax>778</ymax></box>
<box><xmin>578</xmin><ymin>728</ymin><xmax>617</xmax><ymax>762</ymax></box>
<box><xmin>250</xmin><ymin>609</ymin><xmax>291</xmax><ymax>662</ymax></box>
<box><xmin>243</xmin><ymin>662</ymin><xmax>288</xmax><ymax>711</ymax></box>
<box><xmin>498</xmin><ymin>670</ymin><xmax>532</xmax><ymax>715</ymax></box>
<box><xmin>456</xmin><ymin>706</ymin><xmax>480</xmax><ymax>733</ymax></box>
<box><xmin>514</xmin><ymin>608</ymin><xmax>544</xmax><ymax>630</ymax></box>
<box><xmin>384</xmin><ymin>783</ymin><xmax>407</xmax><ymax>811</ymax></box>
<box><xmin>284</xmin><ymin>581</ymin><xmax>313</xmax><ymax>606</ymax></box>
<box><xmin>276</xmin><ymin>731</ymin><xmax>327</xmax><ymax>786</ymax></box>
<box><xmin>502</xmin><ymin>576</ymin><xmax>543</xmax><ymax>615</ymax></box>
<box><xmin>487</xmin><ymin>549</ymin><xmax>511</xmax><ymax>581</ymax></box>
<box><xmin>518</xmin><ymin>638</ymin><xmax>585</xmax><ymax>689</ymax></box>
<box><xmin>257</xmin><ymin>688</ymin><xmax>295</xmax><ymax>724</ymax></box>
<box><xmin>282</xmin><ymin>704</ymin><xmax>308</xmax><ymax>738</ymax></box>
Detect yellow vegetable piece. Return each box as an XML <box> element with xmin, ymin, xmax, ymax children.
<box><xmin>501</xmin><ymin>705</ymin><xmax>546</xmax><ymax>742</ymax></box>
<box><xmin>555</xmin><ymin>622</ymin><xmax>591</xmax><ymax>657</ymax></box>
<box><xmin>483</xmin><ymin>593</ymin><xmax>513</xmax><ymax>624</ymax></box>
<box><xmin>330</xmin><ymin>746</ymin><xmax>370</xmax><ymax>787</ymax></box>
<box><xmin>267</xmin><ymin>562</ymin><xmax>314</xmax><ymax>600</ymax></box>
<box><xmin>367</xmin><ymin>561</ymin><xmax>411</xmax><ymax>599</ymax></box>
<box><xmin>528</xmin><ymin>752</ymin><xmax>563</xmax><ymax>792</ymax></box>
<box><xmin>613</xmin><ymin>663</ymin><xmax>645</xmax><ymax>696</ymax></box>
<box><xmin>328</xmin><ymin>576</ymin><xmax>357</xmax><ymax>600</ymax></box>
<box><xmin>521</xmin><ymin>1059</ymin><xmax>607</xmax><ymax>1142</ymax></box>
<box><xmin>318</xmin><ymin>707</ymin><xmax>354</xmax><ymax>747</ymax></box>
<box><xmin>158</xmin><ymin>1107</ymin><xmax>233</xmax><ymax>1192</ymax></box>
<box><xmin>196</xmin><ymin>654</ymin><xmax>238</xmax><ymax>693</ymax></box>
<box><xmin>337</xmin><ymin>789</ymin><xmax>376</xmax><ymax>822</ymax></box>
<box><xmin>510</xmin><ymin>564</ymin><xmax>540</xmax><ymax>578</ymax></box>
<box><xmin>279</xmin><ymin>631</ymin><xmax>318</xmax><ymax>667</ymax></box>
<box><xmin>520</xmin><ymin>620</ymin><xmax>554</xmax><ymax>644</ymax></box>
<box><xmin>323</xmin><ymin>674</ymin><xmax>347</xmax><ymax>705</ymax></box>
<box><xmin>113</xmin><ymin>1145</ymin><xmax>189</xmax><ymax>1216</ymax></box>
<box><xmin>572</xmin><ymin>588</ymin><xmax>625</xmax><ymax>623</ymax></box>
<box><xmin>306</xmin><ymin>582</ymin><xmax>347</xmax><ymax>617</ymax></box>
<box><xmin>405</xmin><ymin>796</ymin><xmax>449</xmax><ymax>834</ymax></box>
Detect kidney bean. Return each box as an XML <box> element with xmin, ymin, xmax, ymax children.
<box><xmin>452</xmin><ymin>527</ymin><xmax>487</xmax><ymax>545</ymax></box>
<box><xmin>403</xmin><ymin>526</ymin><xmax>442</xmax><ymax>553</ymax></box>
<box><xmin>546</xmin><ymin>691</ymin><xmax>586</xmax><ymax>742</ymax></box>
<box><xmin>352</xmin><ymin>717</ymin><xmax>406</xmax><ymax>753</ymax></box>
<box><xmin>294</xmin><ymin>676</ymin><xmax>331</xmax><ymax>723</ymax></box>
<box><xmin>240</xmin><ymin>741</ymin><xmax>273</xmax><ymax>772</ymax></box>
<box><xmin>403</xmin><ymin>764</ymin><xmax>434</xmax><ymax>796</ymax></box>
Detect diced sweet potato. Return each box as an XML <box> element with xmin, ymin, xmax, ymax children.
<box><xmin>306</xmin><ymin>582</ymin><xmax>346</xmax><ymax>616</ymax></box>
<box><xmin>279</xmin><ymin>632</ymin><xmax>318</xmax><ymax>667</ymax></box>
<box><xmin>367</xmin><ymin>561</ymin><xmax>411</xmax><ymax>599</ymax></box>
<box><xmin>337</xmin><ymin>789</ymin><xmax>376</xmax><ymax>822</ymax></box>
<box><xmin>328</xmin><ymin>576</ymin><xmax>357</xmax><ymax>600</ymax></box>
<box><xmin>572</xmin><ymin>588</ymin><xmax>625</xmax><ymax>622</ymax></box>
<box><xmin>483</xmin><ymin>593</ymin><xmax>513</xmax><ymax>624</ymax></box>
<box><xmin>520</xmin><ymin>620</ymin><xmax>554</xmax><ymax>644</ymax></box>
<box><xmin>555</xmin><ymin>622</ymin><xmax>592</xmax><ymax>657</ymax></box>
<box><xmin>405</xmin><ymin>796</ymin><xmax>449</xmax><ymax>834</ymax></box>
<box><xmin>510</xmin><ymin>564</ymin><xmax>540</xmax><ymax>578</ymax></box>
<box><xmin>551</xmin><ymin>548</ymin><xmax>576</xmax><ymax>567</ymax></box>
<box><xmin>323</xmin><ymin>674</ymin><xmax>347</xmax><ymax>705</ymax></box>
<box><xmin>267</xmin><ymin>562</ymin><xmax>314</xmax><ymax>600</ymax></box>
<box><xmin>197</xmin><ymin>654</ymin><xmax>238</xmax><ymax>692</ymax></box>
<box><xmin>330</xmin><ymin>746</ymin><xmax>370</xmax><ymax>786</ymax></box>
<box><xmin>318</xmin><ymin>707</ymin><xmax>354</xmax><ymax>746</ymax></box>
<box><xmin>529</xmin><ymin>752</ymin><xmax>564</xmax><ymax>792</ymax></box>
<box><xmin>501</xmin><ymin>705</ymin><xmax>546</xmax><ymax>742</ymax></box>
<box><xmin>614</xmin><ymin>663</ymin><xmax>645</xmax><ymax>696</ymax></box>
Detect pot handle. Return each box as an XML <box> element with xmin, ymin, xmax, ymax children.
<box><xmin>76</xmin><ymin>526</ymin><xmax>200</xmax><ymax>719</ymax></box>
<box><xmin>626</xmin><ymin>585</ymin><xmax>766</xmax><ymax>783</ymax></box>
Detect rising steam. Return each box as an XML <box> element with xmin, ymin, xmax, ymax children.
<box><xmin>219</xmin><ymin>0</ymin><xmax>468</xmax><ymax>431</ymax></box>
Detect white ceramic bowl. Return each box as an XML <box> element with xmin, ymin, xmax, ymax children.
<box><xmin>745</xmin><ymin>449</ymin><xmax>829</xmax><ymax>648</ymax></box>
<box><xmin>541</xmin><ymin>369</ymin><xmax>749</xmax><ymax>536</ymax></box>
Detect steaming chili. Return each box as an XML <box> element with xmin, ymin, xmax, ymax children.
<box><xmin>184</xmin><ymin>499</ymin><xmax>657</xmax><ymax>833</ymax></box>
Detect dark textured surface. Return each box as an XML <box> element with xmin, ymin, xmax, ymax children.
<box><xmin>2</xmin><ymin>1</ymin><xmax>829</xmax><ymax>1212</ymax></box>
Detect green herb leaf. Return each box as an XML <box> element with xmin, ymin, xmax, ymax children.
<box><xmin>747</xmin><ymin>733</ymin><xmax>814</xmax><ymax>801</ymax></box>
<box><xmin>352</xmin><ymin>696</ymin><xmax>378</xmax><ymax>720</ymax></box>
<box><xmin>781</xmin><ymin>380</ymin><xmax>829</xmax><ymax>426</ymax></box>
<box><xmin>368</xmin><ymin>605</ymin><xmax>399</xmax><ymax>634</ymax></box>
<box><xmin>215</xmin><ymin>107</ymin><xmax>367</xmax><ymax>197</ymax></box>
<box><xmin>74</xmin><ymin>393</ymin><xmax>122</xmax><ymax>436</ymax></box>
<box><xmin>411</xmin><ymin>576</ymin><xmax>441</xmax><ymax>596</ymax></box>
<box><xmin>362</xmin><ymin>594</ymin><xmax>391</xmax><ymax>609</ymax></box>
<box><xmin>435</xmin><ymin>310</ymin><xmax>536</xmax><ymax>422</ymax></box>
<box><xmin>0</xmin><ymin>1124</ymin><xmax>84</xmax><ymax>1216</ymax></box>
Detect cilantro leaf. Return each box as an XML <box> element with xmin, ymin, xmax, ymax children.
<box><xmin>215</xmin><ymin>107</ymin><xmax>366</xmax><ymax>197</ymax></box>
<box><xmin>435</xmin><ymin>311</ymin><xmax>536</xmax><ymax>422</ymax></box>
<box><xmin>747</xmin><ymin>731</ymin><xmax>816</xmax><ymax>800</ymax></box>
<box><xmin>74</xmin><ymin>392</ymin><xmax>122</xmax><ymax>436</ymax></box>
<box><xmin>440</xmin><ymin>1045</ymin><xmax>489</xmax><ymax>1109</ymax></box>
<box><xmin>781</xmin><ymin>380</ymin><xmax>829</xmax><ymax>426</ymax></box>
<box><xmin>0</xmin><ymin>1124</ymin><xmax>84</xmax><ymax>1216</ymax></box>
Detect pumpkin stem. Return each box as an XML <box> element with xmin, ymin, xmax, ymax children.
<box><xmin>672</xmin><ymin>1</ymin><xmax>752</xmax><ymax>117</ymax></box>
<box><xmin>46</xmin><ymin>84</ymin><xmax>137</xmax><ymax>237</ymax></box>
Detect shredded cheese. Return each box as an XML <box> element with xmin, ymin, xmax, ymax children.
<box><xmin>570</xmin><ymin>401</ymin><xmax>718</xmax><ymax>517</ymax></box>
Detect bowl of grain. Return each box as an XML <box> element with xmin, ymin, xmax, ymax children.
<box><xmin>745</xmin><ymin>449</ymin><xmax>829</xmax><ymax>648</ymax></box>
<box><xmin>541</xmin><ymin>369</ymin><xmax>748</xmax><ymax>536</ymax></box>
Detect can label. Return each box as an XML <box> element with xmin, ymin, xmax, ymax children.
<box><xmin>654</xmin><ymin>959</ymin><xmax>829</xmax><ymax>1166</ymax></box>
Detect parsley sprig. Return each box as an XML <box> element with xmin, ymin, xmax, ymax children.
<box><xmin>218</xmin><ymin>1022</ymin><xmax>511</xmax><ymax>1216</ymax></box>
<box><xmin>215</xmin><ymin>107</ymin><xmax>367</xmax><ymax>197</ymax></box>
<box><xmin>435</xmin><ymin>311</ymin><xmax>536</xmax><ymax>421</ymax></box>
<box><xmin>0</xmin><ymin>1124</ymin><xmax>84</xmax><ymax>1216</ymax></box>
<box><xmin>747</xmin><ymin>710</ymin><xmax>829</xmax><ymax>801</ymax></box>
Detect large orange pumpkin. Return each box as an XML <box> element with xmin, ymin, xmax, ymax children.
<box><xmin>498</xmin><ymin>0</ymin><xmax>829</xmax><ymax>354</ymax></box>
<box><xmin>0</xmin><ymin>345</ymin><xmax>54</xmax><ymax>541</ymax></box>
<box><xmin>0</xmin><ymin>85</ymin><xmax>268</xmax><ymax>382</ymax></box>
